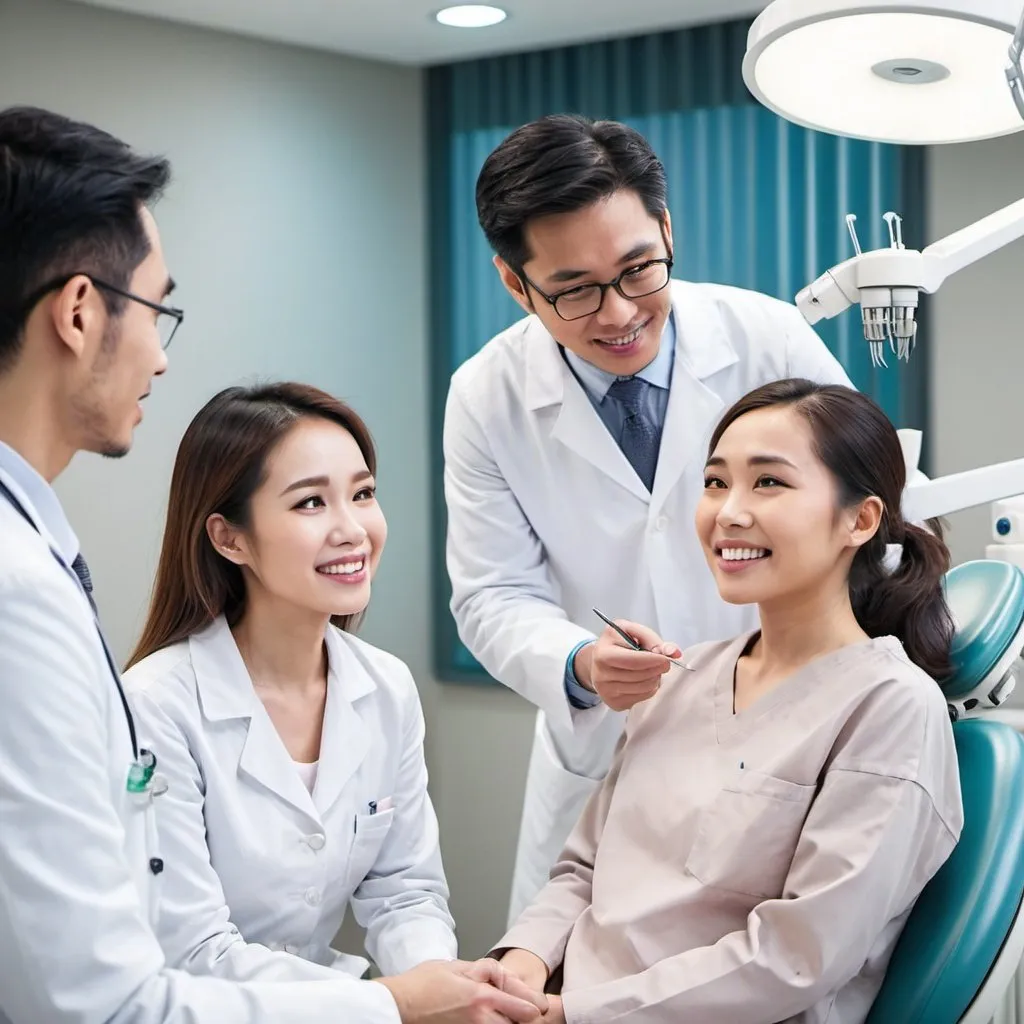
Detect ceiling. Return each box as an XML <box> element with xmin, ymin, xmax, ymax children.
<box><xmin>69</xmin><ymin>0</ymin><xmax>767</xmax><ymax>66</ymax></box>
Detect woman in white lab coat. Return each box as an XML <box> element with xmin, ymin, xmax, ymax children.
<box><xmin>495</xmin><ymin>379</ymin><xmax>964</xmax><ymax>1024</ymax></box>
<box><xmin>123</xmin><ymin>381</ymin><xmax>457</xmax><ymax>983</ymax></box>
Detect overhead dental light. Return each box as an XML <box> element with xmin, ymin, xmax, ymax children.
<box><xmin>743</xmin><ymin>0</ymin><xmax>1024</xmax><ymax>523</ymax></box>
<box><xmin>743</xmin><ymin>1</ymin><xmax>1024</xmax><ymax>146</ymax></box>
<box><xmin>742</xmin><ymin>0</ymin><xmax>1024</xmax><ymax>370</ymax></box>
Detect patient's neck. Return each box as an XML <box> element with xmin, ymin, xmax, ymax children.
<box><xmin>753</xmin><ymin>581</ymin><xmax>870</xmax><ymax>678</ymax></box>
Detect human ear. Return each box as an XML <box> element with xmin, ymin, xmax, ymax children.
<box><xmin>206</xmin><ymin>514</ymin><xmax>251</xmax><ymax>567</ymax></box>
<box><xmin>494</xmin><ymin>256</ymin><xmax>535</xmax><ymax>315</ymax></box>
<box><xmin>847</xmin><ymin>496</ymin><xmax>884</xmax><ymax>551</ymax></box>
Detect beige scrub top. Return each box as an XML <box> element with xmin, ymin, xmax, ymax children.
<box><xmin>497</xmin><ymin>632</ymin><xmax>963</xmax><ymax>1024</ymax></box>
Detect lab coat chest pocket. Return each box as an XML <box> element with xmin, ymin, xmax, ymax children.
<box><xmin>685</xmin><ymin>771</ymin><xmax>816</xmax><ymax>899</ymax></box>
<box><xmin>348</xmin><ymin>806</ymin><xmax>396</xmax><ymax>886</ymax></box>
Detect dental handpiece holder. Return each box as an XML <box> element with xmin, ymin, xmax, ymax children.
<box><xmin>797</xmin><ymin>198</ymin><xmax>1024</xmax><ymax>366</ymax></box>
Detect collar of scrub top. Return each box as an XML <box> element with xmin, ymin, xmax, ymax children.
<box><xmin>563</xmin><ymin>310</ymin><xmax>676</xmax><ymax>399</ymax></box>
<box><xmin>0</xmin><ymin>440</ymin><xmax>81</xmax><ymax>566</ymax></box>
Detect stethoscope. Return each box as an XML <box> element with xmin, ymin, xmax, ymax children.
<box><xmin>0</xmin><ymin>477</ymin><xmax>165</xmax><ymax>874</ymax></box>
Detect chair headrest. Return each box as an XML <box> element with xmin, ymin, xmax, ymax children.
<box><xmin>944</xmin><ymin>560</ymin><xmax>1024</xmax><ymax>705</ymax></box>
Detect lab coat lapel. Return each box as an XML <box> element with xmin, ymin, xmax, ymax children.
<box><xmin>238</xmin><ymin>708</ymin><xmax>321</xmax><ymax>822</ymax></box>
<box><xmin>524</xmin><ymin>319</ymin><xmax>649</xmax><ymax>503</ymax></box>
<box><xmin>191</xmin><ymin>617</ymin><xmax>320</xmax><ymax>824</ymax></box>
<box><xmin>311</xmin><ymin>628</ymin><xmax>373</xmax><ymax>817</ymax></box>
<box><xmin>651</xmin><ymin>283</ymin><xmax>739</xmax><ymax>514</ymax></box>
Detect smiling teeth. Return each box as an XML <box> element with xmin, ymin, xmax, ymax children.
<box><xmin>603</xmin><ymin>326</ymin><xmax>642</xmax><ymax>347</ymax></box>
<box><xmin>721</xmin><ymin>548</ymin><xmax>767</xmax><ymax>561</ymax></box>
<box><xmin>318</xmin><ymin>560</ymin><xmax>364</xmax><ymax>575</ymax></box>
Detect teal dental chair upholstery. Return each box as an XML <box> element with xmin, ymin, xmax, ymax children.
<box><xmin>868</xmin><ymin>560</ymin><xmax>1024</xmax><ymax>1023</ymax></box>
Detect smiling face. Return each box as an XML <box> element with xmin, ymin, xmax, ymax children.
<box><xmin>695</xmin><ymin>403</ymin><xmax>879</xmax><ymax>612</ymax></box>
<box><xmin>207</xmin><ymin>416</ymin><xmax>387</xmax><ymax>621</ymax></box>
<box><xmin>494</xmin><ymin>188</ymin><xmax>673</xmax><ymax>376</ymax></box>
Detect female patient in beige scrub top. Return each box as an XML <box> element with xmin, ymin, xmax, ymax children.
<box><xmin>496</xmin><ymin>378</ymin><xmax>963</xmax><ymax>1024</ymax></box>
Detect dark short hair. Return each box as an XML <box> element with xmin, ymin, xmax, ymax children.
<box><xmin>0</xmin><ymin>106</ymin><xmax>171</xmax><ymax>372</ymax></box>
<box><xmin>475</xmin><ymin>114</ymin><xmax>667</xmax><ymax>272</ymax></box>
<box><xmin>708</xmin><ymin>379</ymin><xmax>954</xmax><ymax>680</ymax></box>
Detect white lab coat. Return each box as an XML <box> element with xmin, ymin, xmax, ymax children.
<box><xmin>443</xmin><ymin>280</ymin><xmax>854</xmax><ymax>921</ymax></box>
<box><xmin>123</xmin><ymin>615</ymin><xmax>457</xmax><ymax>981</ymax></box>
<box><xmin>0</xmin><ymin>467</ymin><xmax>403</xmax><ymax>1023</ymax></box>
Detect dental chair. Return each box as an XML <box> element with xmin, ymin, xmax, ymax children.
<box><xmin>867</xmin><ymin>560</ymin><xmax>1024</xmax><ymax>1023</ymax></box>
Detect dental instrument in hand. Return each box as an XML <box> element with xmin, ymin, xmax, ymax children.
<box><xmin>592</xmin><ymin>607</ymin><xmax>692</xmax><ymax>669</ymax></box>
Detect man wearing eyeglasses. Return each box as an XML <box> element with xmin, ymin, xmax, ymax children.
<box><xmin>442</xmin><ymin>114</ymin><xmax>855</xmax><ymax>938</ymax></box>
<box><xmin>0</xmin><ymin>106</ymin><xmax>546</xmax><ymax>1024</ymax></box>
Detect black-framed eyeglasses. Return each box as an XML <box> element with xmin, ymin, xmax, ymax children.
<box><xmin>521</xmin><ymin>257</ymin><xmax>674</xmax><ymax>322</ymax></box>
<box><xmin>18</xmin><ymin>273</ymin><xmax>184</xmax><ymax>351</ymax></box>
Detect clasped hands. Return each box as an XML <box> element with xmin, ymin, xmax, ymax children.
<box><xmin>377</xmin><ymin>953</ymin><xmax>561</xmax><ymax>1024</ymax></box>
<box><xmin>499</xmin><ymin>949</ymin><xmax>562</xmax><ymax>1022</ymax></box>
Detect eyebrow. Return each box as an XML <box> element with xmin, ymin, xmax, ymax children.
<box><xmin>279</xmin><ymin>469</ymin><xmax>374</xmax><ymax>496</ymax></box>
<box><xmin>545</xmin><ymin>241</ymin><xmax>659</xmax><ymax>285</ymax></box>
<box><xmin>705</xmin><ymin>454</ymin><xmax>800</xmax><ymax>470</ymax></box>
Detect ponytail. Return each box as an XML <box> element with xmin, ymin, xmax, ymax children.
<box><xmin>849</xmin><ymin>516</ymin><xmax>954</xmax><ymax>680</ymax></box>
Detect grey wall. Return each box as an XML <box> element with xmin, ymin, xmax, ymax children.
<box><xmin>0</xmin><ymin>0</ymin><xmax>427</xmax><ymax>674</ymax></box>
<box><xmin>927</xmin><ymin>133</ymin><xmax>1024</xmax><ymax>568</ymax></box>
<box><xmin>426</xmin><ymin>683</ymin><xmax>535</xmax><ymax>953</ymax></box>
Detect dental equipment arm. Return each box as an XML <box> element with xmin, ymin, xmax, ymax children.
<box><xmin>797</xmin><ymin>201</ymin><xmax>1024</xmax><ymax>367</ymax></box>
<box><xmin>798</xmin><ymin>2</ymin><xmax>1024</xmax><ymax>368</ymax></box>
<box><xmin>904</xmin><ymin>459</ymin><xmax>1024</xmax><ymax>523</ymax></box>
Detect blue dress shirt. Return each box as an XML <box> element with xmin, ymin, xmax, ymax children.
<box><xmin>0</xmin><ymin>441</ymin><xmax>79</xmax><ymax>566</ymax></box>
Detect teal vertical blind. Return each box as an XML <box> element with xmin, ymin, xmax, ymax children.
<box><xmin>429</xmin><ymin>20</ymin><xmax>929</xmax><ymax>681</ymax></box>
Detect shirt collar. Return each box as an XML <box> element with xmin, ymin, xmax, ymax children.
<box><xmin>190</xmin><ymin>616</ymin><xmax>376</xmax><ymax>722</ymax></box>
<box><xmin>0</xmin><ymin>440</ymin><xmax>79</xmax><ymax>564</ymax></box>
<box><xmin>563</xmin><ymin>311</ymin><xmax>676</xmax><ymax>401</ymax></box>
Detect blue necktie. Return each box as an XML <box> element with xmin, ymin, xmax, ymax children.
<box><xmin>72</xmin><ymin>551</ymin><xmax>99</xmax><ymax>616</ymax></box>
<box><xmin>607</xmin><ymin>376</ymin><xmax>660</xmax><ymax>492</ymax></box>
<box><xmin>72</xmin><ymin>552</ymin><xmax>93</xmax><ymax>593</ymax></box>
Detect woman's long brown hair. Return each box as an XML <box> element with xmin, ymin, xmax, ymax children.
<box><xmin>126</xmin><ymin>382</ymin><xmax>377</xmax><ymax>669</ymax></box>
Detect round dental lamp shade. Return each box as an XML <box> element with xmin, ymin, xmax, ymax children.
<box><xmin>743</xmin><ymin>0</ymin><xmax>1024</xmax><ymax>144</ymax></box>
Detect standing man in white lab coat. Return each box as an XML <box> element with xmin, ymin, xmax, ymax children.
<box><xmin>0</xmin><ymin>105</ymin><xmax>545</xmax><ymax>1024</ymax></box>
<box><xmin>443</xmin><ymin>114</ymin><xmax>855</xmax><ymax>923</ymax></box>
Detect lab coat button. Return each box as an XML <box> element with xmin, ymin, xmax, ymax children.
<box><xmin>304</xmin><ymin>833</ymin><xmax>326</xmax><ymax>851</ymax></box>
<box><xmin>304</xmin><ymin>887</ymin><xmax>322</xmax><ymax>907</ymax></box>
<box><xmin>654</xmin><ymin>515</ymin><xmax>669</xmax><ymax>531</ymax></box>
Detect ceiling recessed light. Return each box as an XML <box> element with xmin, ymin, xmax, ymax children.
<box><xmin>435</xmin><ymin>4</ymin><xmax>508</xmax><ymax>29</ymax></box>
